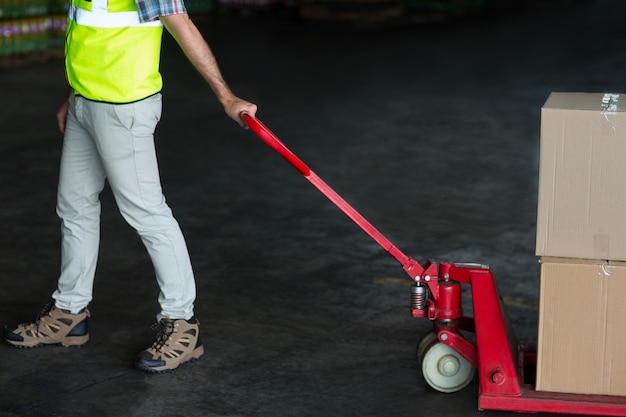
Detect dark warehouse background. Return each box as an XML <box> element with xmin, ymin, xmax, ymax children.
<box><xmin>2</xmin><ymin>0</ymin><xmax>626</xmax><ymax>416</ymax></box>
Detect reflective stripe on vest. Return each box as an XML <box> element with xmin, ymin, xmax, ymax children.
<box><xmin>68</xmin><ymin>4</ymin><xmax>162</xmax><ymax>28</ymax></box>
<box><xmin>65</xmin><ymin>0</ymin><xmax>164</xmax><ymax>103</ymax></box>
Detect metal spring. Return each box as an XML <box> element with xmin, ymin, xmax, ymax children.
<box><xmin>411</xmin><ymin>284</ymin><xmax>427</xmax><ymax>310</ymax></box>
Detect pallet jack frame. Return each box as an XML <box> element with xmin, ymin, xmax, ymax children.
<box><xmin>241</xmin><ymin>113</ymin><xmax>626</xmax><ymax>416</ymax></box>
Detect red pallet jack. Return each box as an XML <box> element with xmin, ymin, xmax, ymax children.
<box><xmin>241</xmin><ymin>113</ymin><xmax>626</xmax><ymax>416</ymax></box>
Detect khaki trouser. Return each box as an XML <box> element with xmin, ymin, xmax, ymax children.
<box><xmin>53</xmin><ymin>93</ymin><xmax>196</xmax><ymax>321</ymax></box>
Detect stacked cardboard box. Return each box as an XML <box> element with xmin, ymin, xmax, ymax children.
<box><xmin>535</xmin><ymin>92</ymin><xmax>626</xmax><ymax>396</ymax></box>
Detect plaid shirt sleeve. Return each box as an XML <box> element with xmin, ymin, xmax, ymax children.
<box><xmin>136</xmin><ymin>0</ymin><xmax>187</xmax><ymax>23</ymax></box>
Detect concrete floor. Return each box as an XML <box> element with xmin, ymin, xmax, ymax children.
<box><xmin>1</xmin><ymin>1</ymin><xmax>625</xmax><ymax>416</ymax></box>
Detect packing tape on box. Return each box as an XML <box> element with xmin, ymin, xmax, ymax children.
<box><xmin>601</xmin><ymin>93</ymin><xmax>620</xmax><ymax>135</ymax></box>
<box><xmin>601</xmin><ymin>93</ymin><xmax>619</xmax><ymax>111</ymax></box>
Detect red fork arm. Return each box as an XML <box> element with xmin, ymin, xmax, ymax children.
<box><xmin>242</xmin><ymin>113</ymin><xmax>425</xmax><ymax>281</ymax></box>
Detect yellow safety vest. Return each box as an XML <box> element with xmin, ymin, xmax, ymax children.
<box><xmin>65</xmin><ymin>0</ymin><xmax>164</xmax><ymax>103</ymax></box>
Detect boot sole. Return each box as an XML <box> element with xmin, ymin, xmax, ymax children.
<box><xmin>135</xmin><ymin>345</ymin><xmax>205</xmax><ymax>373</ymax></box>
<box><xmin>4</xmin><ymin>334</ymin><xmax>89</xmax><ymax>348</ymax></box>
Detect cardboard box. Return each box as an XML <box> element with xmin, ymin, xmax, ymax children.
<box><xmin>536</xmin><ymin>257</ymin><xmax>626</xmax><ymax>396</ymax></box>
<box><xmin>536</xmin><ymin>92</ymin><xmax>626</xmax><ymax>261</ymax></box>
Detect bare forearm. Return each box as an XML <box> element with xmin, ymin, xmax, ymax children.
<box><xmin>160</xmin><ymin>13</ymin><xmax>257</xmax><ymax>126</ymax></box>
<box><xmin>160</xmin><ymin>13</ymin><xmax>234</xmax><ymax>105</ymax></box>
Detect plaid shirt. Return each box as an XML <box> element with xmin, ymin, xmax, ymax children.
<box><xmin>135</xmin><ymin>0</ymin><xmax>187</xmax><ymax>23</ymax></box>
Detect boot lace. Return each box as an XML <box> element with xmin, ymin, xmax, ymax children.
<box><xmin>30</xmin><ymin>300</ymin><xmax>54</xmax><ymax>329</ymax></box>
<box><xmin>150</xmin><ymin>318</ymin><xmax>175</xmax><ymax>352</ymax></box>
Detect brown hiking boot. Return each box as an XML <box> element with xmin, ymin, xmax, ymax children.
<box><xmin>135</xmin><ymin>316</ymin><xmax>204</xmax><ymax>373</ymax></box>
<box><xmin>3</xmin><ymin>301</ymin><xmax>90</xmax><ymax>348</ymax></box>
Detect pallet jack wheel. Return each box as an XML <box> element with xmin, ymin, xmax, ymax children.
<box><xmin>421</xmin><ymin>341</ymin><xmax>475</xmax><ymax>393</ymax></box>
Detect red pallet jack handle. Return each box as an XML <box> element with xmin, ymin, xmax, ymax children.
<box><xmin>242</xmin><ymin>113</ymin><xmax>626</xmax><ymax>416</ymax></box>
<box><xmin>241</xmin><ymin>113</ymin><xmax>425</xmax><ymax>282</ymax></box>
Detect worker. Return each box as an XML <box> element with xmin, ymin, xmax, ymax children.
<box><xmin>2</xmin><ymin>0</ymin><xmax>257</xmax><ymax>373</ymax></box>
